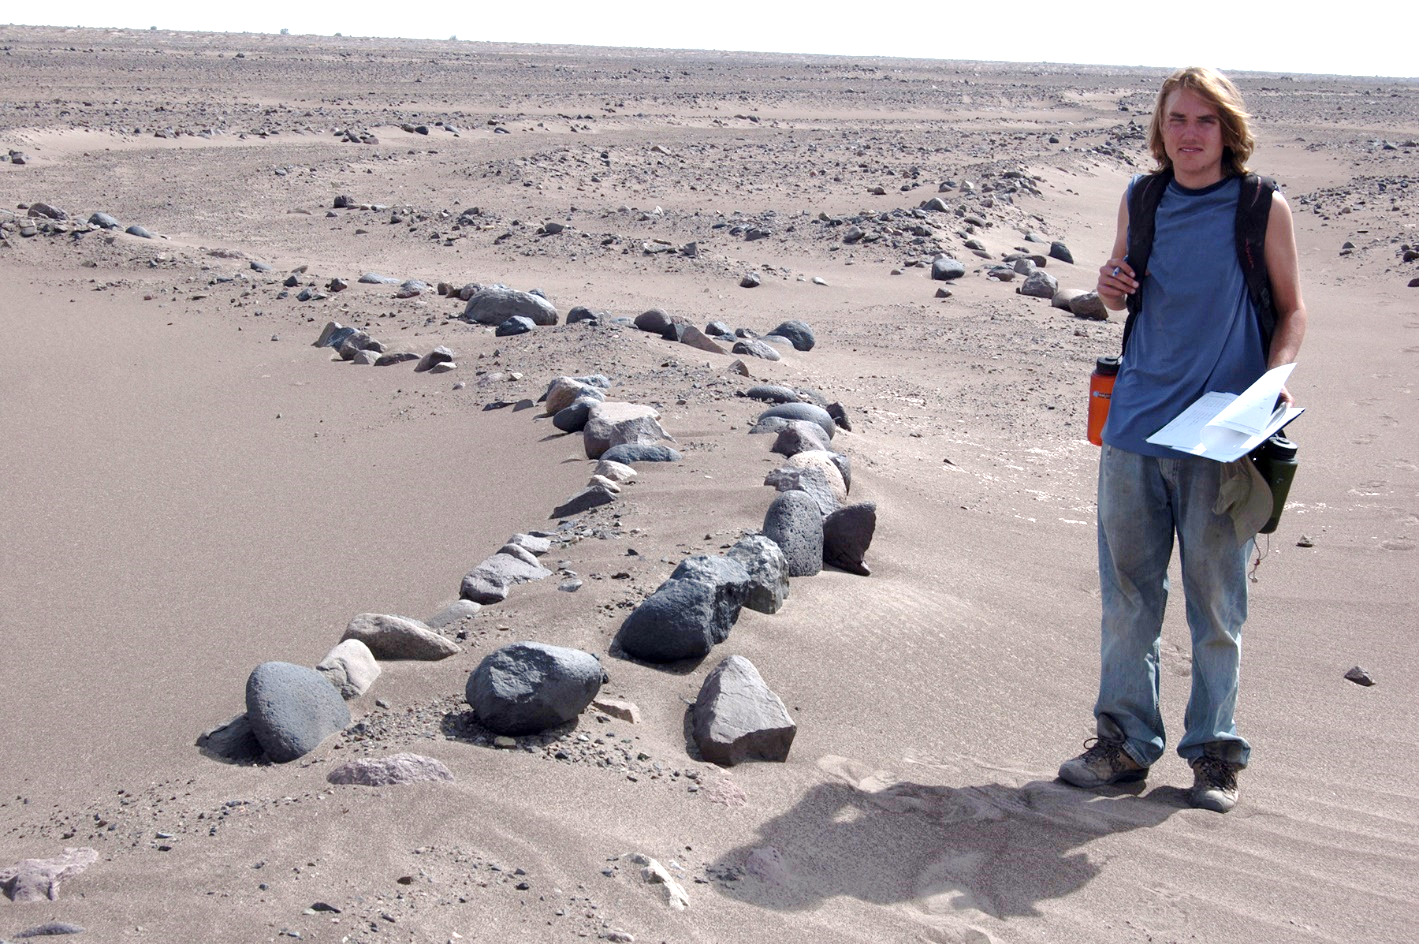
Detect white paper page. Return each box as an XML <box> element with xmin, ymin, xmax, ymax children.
<box><xmin>1146</xmin><ymin>391</ymin><xmax>1238</xmax><ymax>454</ymax></box>
<box><xmin>1210</xmin><ymin>363</ymin><xmax>1297</xmax><ymax>436</ymax></box>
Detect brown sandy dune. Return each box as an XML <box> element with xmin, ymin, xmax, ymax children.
<box><xmin>1</xmin><ymin>25</ymin><xmax>1416</xmax><ymax>943</ymax></box>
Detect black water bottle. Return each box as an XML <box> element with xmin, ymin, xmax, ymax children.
<box><xmin>1251</xmin><ymin>435</ymin><xmax>1299</xmax><ymax>535</ymax></box>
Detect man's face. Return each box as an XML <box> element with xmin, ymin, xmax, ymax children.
<box><xmin>1162</xmin><ymin>86</ymin><xmax>1226</xmax><ymax>185</ymax></box>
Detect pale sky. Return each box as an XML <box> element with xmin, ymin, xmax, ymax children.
<box><xmin>9</xmin><ymin>1</ymin><xmax>1417</xmax><ymax>79</ymax></box>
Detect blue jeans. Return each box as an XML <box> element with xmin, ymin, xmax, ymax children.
<box><xmin>1095</xmin><ymin>445</ymin><xmax>1252</xmax><ymax>768</ymax></box>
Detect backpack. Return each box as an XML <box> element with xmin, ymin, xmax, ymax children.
<box><xmin>1121</xmin><ymin>169</ymin><xmax>1280</xmax><ymax>357</ymax></box>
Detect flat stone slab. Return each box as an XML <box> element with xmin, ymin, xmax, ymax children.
<box><xmin>327</xmin><ymin>753</ymin><xmax>454</xmax><ymax>786</ymax></box>
<box><xmin>342</xmin><ymin>613</ymin><xmax>459</xmax><ymax>660</ymax></box>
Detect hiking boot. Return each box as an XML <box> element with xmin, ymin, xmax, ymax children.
<box><xmin>1058</xmin><ymin>737</ymin><xmax>1148</xmax><ymax>788</ymax></box>
<box><xmin>1190</xmin><ymin>756</ymin><xmax>1241</xmax><ymax>813</ymax></box>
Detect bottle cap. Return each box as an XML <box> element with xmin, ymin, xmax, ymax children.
<box><xmin>1261</xmin><ymin>434</ymin><xmax>1298</xmax><ymax>460</ymax></box>
<box><xmin>1094</xmin><ymin>355</ymin><xmax>1121</xmax><ymax>375</ymax></box>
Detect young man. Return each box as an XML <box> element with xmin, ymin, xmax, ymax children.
<box><xmin>1059</xmin><ymin>67</ymin><xmax>1307</xmax><ymax>812</ymax></box>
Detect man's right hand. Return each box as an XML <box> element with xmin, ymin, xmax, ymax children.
<box><xmin>1097</xmin><ymin>257</ymin><xmax>1138</xmax><ymax>311</ymax></box>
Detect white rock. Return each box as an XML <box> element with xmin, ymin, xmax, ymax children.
<box><xmin>316</xmin><ymin>638</ymin><xmax>382</xmax><ymax>699</ymax></box>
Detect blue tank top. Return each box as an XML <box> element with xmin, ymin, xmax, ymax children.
<box><xmin>1103</xmin><ymin>175</ymin><xmax>1268</xmax><ymax>456</ymax></box>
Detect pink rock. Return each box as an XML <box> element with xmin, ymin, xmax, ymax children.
<box><xmin>327</xmin><ymin>752</ymin><xmax>454</xmax><ymax>786</ymax></box>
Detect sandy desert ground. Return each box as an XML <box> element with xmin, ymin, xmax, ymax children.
<box><xmin>1</xmin><ymin>25</ymin><xmax>1417</xmax><ymax>944</ymax></box>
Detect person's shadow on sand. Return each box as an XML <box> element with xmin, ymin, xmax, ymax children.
<box><xmin>711</xmin><ymin>755</ymin><xmax>1185</xmax><ymax>923</ymax></box>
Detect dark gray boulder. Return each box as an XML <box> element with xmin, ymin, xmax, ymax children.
<box><xmin>618</xmin><ymin>579</ymin><xmax>724</xmax><ymax>663</ymax></box>
<box><xmin>1049</xmin><ymin>241</ymin><xmax>1074</xmax><ymax>264</ymax></box>
<box><xmin>931</xmin><ymin>257</ymin><xmax>966</xmax><ymax>281</ymax></box>
<box><xmin>827</xmin><ymin>402</ymin><xmax>853</xmax><ymax>432</ymax></box>
<box><xmin>125</xmin><ymin>224</ymin><xmax>153</xmax><ymax>238</ymax></box>
<box><xmin>725</xmin><ymin>534</ymin><xmax>790</xmax><ymax>614</ymax></box>
<box><xmin>567</xmin><ymin>306</ymin><xmax>605</xmax><ymax>324</ymax></box>
<box><xmin>692</xmin><ymin>656</ymin><xmax>796</xmax><ymax>766</ymax></box>
<box><xmin>768</xmin><ymin>320</ymin><xmax>815</xmax><ymax>351</ymax></box>
<box><xmin>705</xmin><ymin>320</ymin><xmax>734</xmax><ymax>337</ymax></box>
<box><xmin>463</xmin><ymin>286</ymin><xmax>558</xmax><ymax>326</ymax></box>
<box><xmin>88</xmin><ymin>212</ymin><xmax>121</xmax><ymax>230</ymax></box>
<box><xmin>553</xmin><ymin>396</ymin><xmax>599</xmax><ymax>433</ymax></box>
<box><xmin>1019</xmin><ymin>270</ymin><xmax>1059</xmax><ymax>299</ymax></box>
<box><xmin>763</xmin><ymin>490</ymin><xmax>824</xmax><ymax>577</ymax></box>
<box><xmin>495</xmin><ymin>315</ymin><xmax>536</xmax><ymax>336</ymax></box>
<box><xmin>600</xmin><ymin>443</ymin><xmax>682</xmax><ymax>464</ymax></box>
<box><xmin>1068</xmin><ymin>291</ymin><xmax>1108</xmax><ymax>320</ymax></box>
<box><xmin>245</xmin><ymin>662</ymin><xmax>351</xmax><ymax>763</ymax></box>
<box><xmin>824</xmin><ymin>502</ymin><xmax>878</xmax><ymax>576</ymax></box>
<box><xmin>467</xmin><ymin>642</ymin><xmax>603</xmax><ymax>736</ymax></box>
<box><xmin>669</xmin><ymin>556</ymin><xmax>751</xmax><ymax>642</ymax></box>
<box><xmin>755</xmin><ymin>403</ymin><xmax>835</xmax><ymax>440</ymax></box>
<box><xmin>313</xmin><ymin>322</ymin><xmax>357</xmax><ymax>349</ymax></box>
<box><xmin>634</xmin><ymin>308</ymin><xmax>674</xmax><ymax>333</ymax></box>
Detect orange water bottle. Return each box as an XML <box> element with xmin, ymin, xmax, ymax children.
<box><xmin>1088</xmin><ymin>356</ymin><xmax>1120</xmax><ymax>446</ymax></box>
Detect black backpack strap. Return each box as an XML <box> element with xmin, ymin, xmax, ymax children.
<box><xmin>1236</xmin><ymin>174</ymin><xmax>1279</xmax><ymax>354</ymax></box>
<box><xmin>1121</xmin><ymin>170</ymin><xmax>1171</xmax><ymax>356</ymax></box>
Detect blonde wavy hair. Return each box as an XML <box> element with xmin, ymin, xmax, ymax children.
<box><xmin>1147</xmin><ymin>66</ymin><xmax>1255</xmax><ymax>178</ymax></box>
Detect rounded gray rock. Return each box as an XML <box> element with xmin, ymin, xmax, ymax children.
<box><xmin>467</xmin><ymin>642</ymin><xmax>603</xmax><ymax>735</ymax></box>
<box><xmin>745</xmin><ymin>384</ymin><xmax>801</xmax><ymax>404</ymax></box>
<box><xmin>755</xmin><ymin>403</ymin><xmax>835</xmax><ymax>440</ymax></box>
<box><xmin>634</xmin><ymin>308</ymin><xmax>674</xmax><ymax>333</ymax></box>
<box><xmin>553</xmin><ymin>396</ymin><xmax>600</xmax><ymax>433</ymax></box>
<box><xmin>463</xmin><ymin>286</ymin><xmax>558</xmax><ymax>326</ymax></box>
<box><xmin>600</xmin><ymin>443</ymin><xmax>681</xmax><ymax>464</ymax></box>
<box><xmin>246</xmin><ymin>662</ymin><xmax>351</xmax><ymax>763</ymax></box>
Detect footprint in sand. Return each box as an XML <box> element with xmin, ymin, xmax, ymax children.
<box><xmin>1380</xmin><ymin>537</ymin><xmax>1415</xmax><ymax>551</ymax></box>
<box><xmin>1351</xmin><ymin>479</ymin><xmax>1389</xmax><ymax>497</ymax></box>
